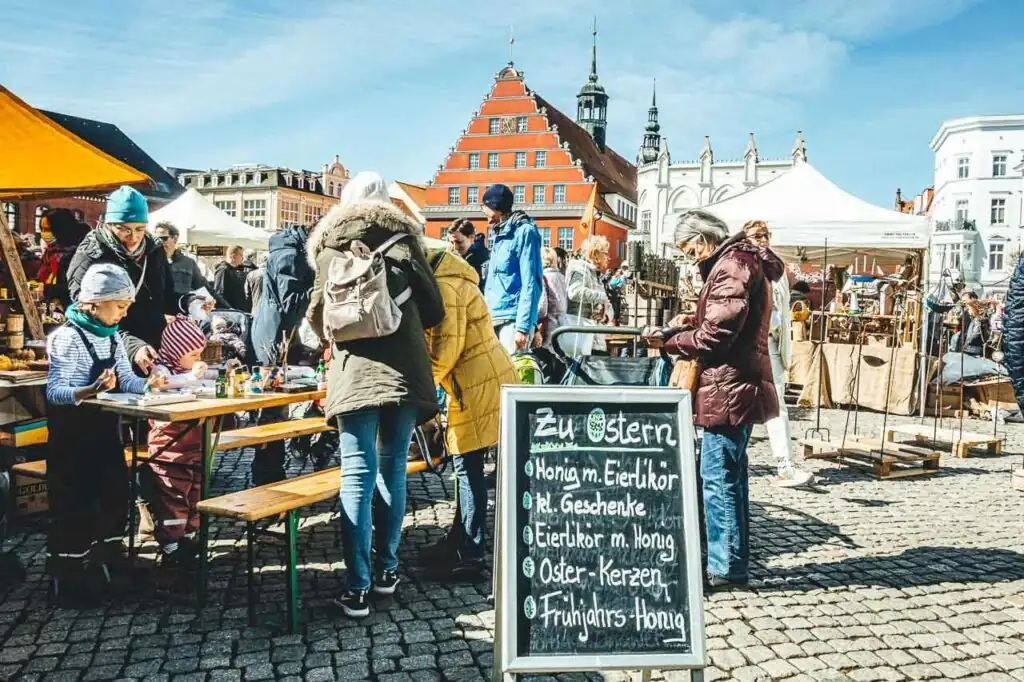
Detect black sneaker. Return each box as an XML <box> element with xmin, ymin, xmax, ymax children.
<box><xmin>705</xmin><ymin>573</ymin><xmax>748</xmax><ymax>593</ymax></box>
<box><xmin>374</xmin><ymin>570</ymin><xmax>400</xmax><ymax>596</ymax></box>
<box><xmin>161</xmin><ymin>543</ymin><xmax>197</xmax><ymax>569</ymax></box>
<box><xmin>334</xmin><ymin>590</ymin><xmax>370</xmax><ymax>618</ymax></box>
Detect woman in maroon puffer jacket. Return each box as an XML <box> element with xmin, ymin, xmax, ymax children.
<box><xmin>648</xmin><ymin>209</ymin><xmax>782</xmax><ymax>591</ymax></box>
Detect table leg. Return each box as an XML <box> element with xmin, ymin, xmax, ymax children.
<box><xmin>246</xmin><ymin>521</ymin><xmax>256</xmax><ymax>626</ymax></box>
<box><xmin>198</xmin><ymin>417</ymin><xmax>213</xmax><ymax>608</ymax></box>
<box><xmin>128</xmin><ymin>419</ymin><xmax>140</xmax><ymax>559</ymax></box>
<box><xmin>285</xmin><ymin>509</ymin><xmax>299</xmax><ymax>634</ymax></box>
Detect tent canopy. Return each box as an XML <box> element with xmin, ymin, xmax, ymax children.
<box><xmin>0</xmin><ymin>85</ymin><xmax>149</xmax><ymax>199</ymax></box>
<box><xmin>663</xmin><ymin>163</ymin><xmax>929</xmax><ymax>257</ymax></box>
<box><xmin>148</xmin><ymin>189</ymin><xmax>270</xmax><ymax>250</ymax></box>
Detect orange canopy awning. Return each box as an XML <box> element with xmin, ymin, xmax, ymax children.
<box><xmin>0</xmin><ymin>84</ymin><xmax>150</xmax><ymax>199</ymax></box>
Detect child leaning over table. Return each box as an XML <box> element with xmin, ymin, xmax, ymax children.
<box><xmin>148</xmin><ymin>316</ymin><xmax>217</xmax><ymax>567</ymax></box>
<box><xmin>46</xmin><ymin>263</ymin><xmax>166</xmax><ymax>607</ymax></box>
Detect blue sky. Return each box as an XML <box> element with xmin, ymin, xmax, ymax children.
<box><xmin>1</xmin><ymin>0</ymin><xmax>1020</xmax><ymax>207</ymax></box>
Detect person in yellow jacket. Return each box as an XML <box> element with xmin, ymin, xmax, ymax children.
<box><xmin>418</xmin><ymin>247</ymin><xmax>518</xmax><ymax>579</ymax></box>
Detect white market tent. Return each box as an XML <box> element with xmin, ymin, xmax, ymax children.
<box><xmin>664</xmin><ymin>162</ymin><xmax>930</xmax><ymax>266</ymax></box>
<box><xmin>148</xmin><ymin>189</ymin><xmax>270</xmax><ymax>251</ymax></box>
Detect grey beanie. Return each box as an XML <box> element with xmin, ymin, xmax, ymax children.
<box><xmin>673</xmin><ymin>210</ymin><xmax>730</xmax><ymax>247</ymax></box>
<box><xmin>79</xmin><ymin>263</ymin><xmax>136</xmax><ymax>303</ymax></box>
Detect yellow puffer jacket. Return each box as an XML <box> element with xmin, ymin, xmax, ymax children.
<box><xmin>425</xmin><ymin>250</ymin><xmax>518</xmax><ymax>455</ymax></box>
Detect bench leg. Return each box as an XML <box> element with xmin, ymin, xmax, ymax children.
<box><xmin>198</xmin><ymin>419</ymin><xmax>214</xmax><ymax>609</ymax></box>
<box><xmin>246</xmin><ymin>522</ymin><xmax>256</xmax><ymax>626</ymax></box>
<box><xmin>285</xmin><ymin>510</ymin><xmax>299</xmax><ymax>634</ymax></box>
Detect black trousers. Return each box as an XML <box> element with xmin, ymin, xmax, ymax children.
<box><xmin>251</xmin><ymin>406</ymin><xmax>287</xmax><ymax>486</ymax></box>
<box><xmin>47</xmin><ymin>406</ymin><xmax>128</xmax><ymax>576</ymax></box>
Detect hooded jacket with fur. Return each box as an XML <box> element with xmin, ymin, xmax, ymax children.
<box><xmin>665</xmin><ymin>233</ymin><xmax>783</xmax><ymax>428</ymax></box>
<box><xmin>306</xmin><ymin>201</ymin><xmax>444</xmax><ymax>423</ymax></box>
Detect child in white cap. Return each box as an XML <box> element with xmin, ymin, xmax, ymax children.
<box><xmin>46</xmin><ymin>263</ymin><xmax>166</xmax><ymax>606</ymax></box>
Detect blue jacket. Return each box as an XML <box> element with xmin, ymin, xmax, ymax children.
<box><xmin>483</xmin><ymin>211</ymin><xmax>543</xmax><ymax>334</ymax></box>
<box><xmin>251</xmin><ymin>225</ymin><xmax>314</xmax><ymax>365</ymax></box>
<box><xmin>1005</xmin><ymin>255</ymin><xmax>1024</xmax><ymax>410</ymax></box>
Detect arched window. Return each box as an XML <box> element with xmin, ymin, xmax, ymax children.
<box><xmin>2</xmin><ymin>202</ymin><xmax>16</xmax><ymax>230</ymax></box>
<box><xmin>35</xmin><ymin>205</ymin><xmax>49</xmax><ymax>234</ymax></box>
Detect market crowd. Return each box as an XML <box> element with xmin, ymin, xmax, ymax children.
<box><xmin>28</xmin><ymin>174</ymin><xmax>812</xmax><ymax>617</ymax></box>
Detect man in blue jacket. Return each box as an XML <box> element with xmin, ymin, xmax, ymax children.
<box><xmin>481</xmin><ymin>184</ymin><xmax>543</xmax><ymax>353</ymax></box>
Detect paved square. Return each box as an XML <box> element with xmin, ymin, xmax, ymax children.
<box><xmin>2</xmin><ymin>407</ymin><xmax>1023</xmax><ymax>681</ymax></box>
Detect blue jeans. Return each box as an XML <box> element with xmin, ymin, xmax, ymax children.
<box><xmin>337</xmin><ymin>406</ymin><xmax>417</xmax><ymax>592</ymax></box>
<box><xmin>452</xmin><ymin>449</ymin><xmax>488</xmax><ymax>559</ymax></box>
<box><xmin>700</xmin><ymin>423</ymin><xmax>752</xmax><ymax>581</ymax></box>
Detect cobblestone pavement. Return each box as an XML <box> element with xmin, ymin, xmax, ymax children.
<box><xmin>2</xmin><ymin>407</ymin><xmax>1024</xmax><ymax>681</ymax></box>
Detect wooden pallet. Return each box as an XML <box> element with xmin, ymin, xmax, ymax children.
<box><xmin>884</xmin><ymin>423</ymin><xmax>1004</xmax><ymax>459</ymax></box>
<box><xmin>799</xmin><ymin>436</ymin><xmax>941</xmax><ymax>479</ymax></box>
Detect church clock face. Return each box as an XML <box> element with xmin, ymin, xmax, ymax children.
<box><xmin>500</xmin><ymin>116</ymin><xmax>516</xmax><ymax>134</ymax></box>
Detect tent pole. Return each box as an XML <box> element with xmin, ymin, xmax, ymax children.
<box><xmin>0</xmin><ymin>209</ymin><xmax>44</xmax><ymax>340</ymax></box>
<box><xmin>806</xmin><ymin>239</ymin><xmax>830</xmax><ymax>441</ymax></box>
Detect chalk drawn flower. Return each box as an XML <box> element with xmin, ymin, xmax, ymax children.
<box><xmin>586</xmin><ymin>408</ymin><xmax>606</xmax><ymax>443</ymax></box>
<box><xmin>522</xmin><ymin>557</ymin><xmax>535</xmax><ymax>578</ymax></box>
<box><xmin>522</xmin><ymin>526</ymin><xmax>534</xmax><ymax>545</ymax></box>
<box><xmin>524</xmin><ymin>460</ymin><xmax>534</xmax><ymax>476</ymax></box>
<box><xmin>522</xmin><ymin>492</ymin><xmax>532</xmax><ymax>510</ymax></box>
<box><xmin>524</xmin><ymin>595</ymin><xmax>536</xmax><ymax>619</ymax></box>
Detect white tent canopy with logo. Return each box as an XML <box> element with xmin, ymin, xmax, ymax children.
<box><xmin>148</xmin><ymin>189</ymin><xmax>270</xmax><ymax>251</ymax></box>
<box><xmin>662</xmin><ymin>162</ymin><xmax>930</xmax><ymax>266</ymax></box>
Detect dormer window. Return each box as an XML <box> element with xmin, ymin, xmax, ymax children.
<box><xmin>284</xmin><ymin>174</ymin><xmax>292</xmax><ymax>187</ymax></box>
<box><xmin>298</xmin><ymin>176</ymin><xmax>305</xmax><ymax>190</ymax></box>
<box><xmin>254</xmin><ymin>172</ymin><xmax>262</xmax><ymax>185</ymax></box>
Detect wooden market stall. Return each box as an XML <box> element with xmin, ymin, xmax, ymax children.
<box><xmin>0</xmin><ymin>82</ymin><xmax>151</xmax><ymax>511</ymax></box>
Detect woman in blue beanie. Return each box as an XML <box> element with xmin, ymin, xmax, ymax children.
<box><xmin>66</xmin><ymin>186</ymin><xmax>206</xmax><ymax>374</ymax></box>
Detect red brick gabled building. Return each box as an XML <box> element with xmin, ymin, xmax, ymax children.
<box><xmin>422</xmin><ymin>55</ymin><xmax>637</xmax><ymax>267</ymax></box>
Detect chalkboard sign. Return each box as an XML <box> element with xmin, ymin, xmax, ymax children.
<box><xmin>494</xmin><ymin>386</ymin><xmax>705</xmax><ymax>677</ymax></box>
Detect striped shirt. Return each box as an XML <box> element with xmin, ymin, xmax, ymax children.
<box><xmin>47</xmin><ymin>325</ymin><xmax>147</xmax><ymax>406</ymax></box>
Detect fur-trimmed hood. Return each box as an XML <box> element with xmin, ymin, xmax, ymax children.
<box><xmin>306</xmin><ymin>200</ymin><xmax>422</xmax><ymax>271</ymax></box>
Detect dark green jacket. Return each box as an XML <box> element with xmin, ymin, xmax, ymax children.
<box><xmin>306</xmin><ymin>201</ymin><xmax>444</xmax><ymax>423</ymax></box>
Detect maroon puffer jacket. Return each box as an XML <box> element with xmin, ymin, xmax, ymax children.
<box><xmin>665</xmin><ymin>233</ymin><xmax>783</xmax><ymax>428</ymax></box>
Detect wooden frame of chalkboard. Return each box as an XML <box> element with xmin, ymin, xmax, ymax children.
<box><xmin>493</xmin><ymin>386</ymin><xmax>706</xmax><ymax>678</ymax></box>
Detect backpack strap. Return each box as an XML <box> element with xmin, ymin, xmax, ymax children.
<box><xmin>372</xmin><ymin>232</ymin><xmax>413</xmax><ymax>307</ymax></box>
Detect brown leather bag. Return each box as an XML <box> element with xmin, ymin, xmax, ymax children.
<box><xmin>669</xmin><ymin>358</ymin><xmax>701</xmax><ymax>392</ymax></box>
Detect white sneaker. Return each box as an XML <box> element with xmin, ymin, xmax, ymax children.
<box><xmin>777</xmin><ymin>466</ymin><xmax>813</xmax><ymax>488</ymax></box>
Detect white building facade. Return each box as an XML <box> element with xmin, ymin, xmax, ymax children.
<box><xmin>928</xmin><ymin>116</ymin><xmax>1024</xmax><ymax>295</ymax></box>
<box><xmin>635</xmin><ymin>85</ymin><xmax>801</xmax><ymax>254</ymax></box>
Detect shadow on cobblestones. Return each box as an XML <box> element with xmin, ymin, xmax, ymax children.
<box><xmin>759</xmin><ymin>545</ymin><xmax>1024</xmax><ymax>592</ymax></box>
<box><xmin>751</xmin><ymin>500</ymin><xmax>859</xmax><ymax>560</ymax></box>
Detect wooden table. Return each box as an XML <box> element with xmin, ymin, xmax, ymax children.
<box><xmin>88</xmin><ymin>390</ymin><xmax>325</xmax><ymax>605</ymax></box>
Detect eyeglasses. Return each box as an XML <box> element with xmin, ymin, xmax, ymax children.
<box><xmin>156</xmin><ymin>235</ymin><xmax>172</xmax><ymax>242</ymax></box>
<box><xmin>109</xmin><ymin>224</ymin><xmax>147</xmax><ymax>237</ymax></box>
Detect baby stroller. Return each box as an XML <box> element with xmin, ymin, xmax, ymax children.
<box><xmin>552</xmin><ymin>325</ymin><xmax>671</xmax><ymax>387</ymax></box>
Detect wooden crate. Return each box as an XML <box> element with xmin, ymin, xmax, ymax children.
<box><xmin>12</xmin><ymin>460</ymin><xmax>47</xmax><ymax>515</ymax></box>
<box><xmin>799</xmin><ymin>436</ymin><xmax>940</xmax><ymax>479</ymax></box>
<box><xmin>884</xmin><ymin>423</ymin><xmax>1003</xmax><ymax>458</ymax></box>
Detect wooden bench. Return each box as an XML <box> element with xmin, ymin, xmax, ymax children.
<box><xmin>196</xmin><ymin>455</ymin><xmax>445</xmax><ymax>633</ymax></box>
<box><xmin>213</xmin><ymin>417</ymin><xmax>333</xmax><ymax>452</ymax></box>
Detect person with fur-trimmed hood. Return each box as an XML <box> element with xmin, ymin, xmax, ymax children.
<box><xmin>306</xmin><ymin>171</ymin><xmax>444</xmax><ymax>618</ymax></box>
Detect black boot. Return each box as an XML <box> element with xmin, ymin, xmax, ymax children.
<box><xmin>49</xmin><ymin>563</ymin><xmax>103</xmax><ymax>608</ymax></box>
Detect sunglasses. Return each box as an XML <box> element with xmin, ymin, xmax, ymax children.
<box><xmin>156</xmin><ymin>235</ymin><xmax>172</xmax><ymax>242</ymax></box>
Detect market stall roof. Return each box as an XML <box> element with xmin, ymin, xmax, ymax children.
<box><xmin>663</xmin><ymin>162</ymin><xmax>929</xmax><ymax>251</ymax></box>
<box><xmin>148</xmin><ymin>189</ymin><xmax>270</xmax><ymax>250</ymax></box>
<box><xmin>0</xmin><ymin>85</ymin><xmax>150</xmax><ymax>199</ymax></box>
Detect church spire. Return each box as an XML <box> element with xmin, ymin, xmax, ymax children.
<box><xmin>576</xmin><ymin>17</ymin><xmax>609</xmax><ymax>151</ymax></box>
<box><xmin>638</xmin><ymin>79</ymin><xmax>660</xmax><ymax>165</ymax></box>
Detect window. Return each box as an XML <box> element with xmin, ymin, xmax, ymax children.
<box><xmin>196</xmin><ymin>176</ymin><xmax>205</xmax><ymax>188</ymax></box>
<box><xmin>539</xmin><ymin>227</ymin><xmax>551</xmax><ymax>248</ymax></box>
<box><xmin>989</xmin><ymin>243</ymin><xmax>1006</xmax><ymax>271</ymax></box>
<box><xmin>2</xmin><ymin>202</ymin><xmax>17</xmax><ymax>229</ymax></box>
<box><xmin>284</xmin><ymin>174</ymin><xmax>292</xmax><ymax>187</ymax></box>
<box><xmin>948</xmin><ymin>243</ymin><xmax>962</xmax><ymax>269</ymax></box>
<box><xmin>618</xmin><ymin>240</ymin><xmax>626</xmax><ymax>261</ymax></box>
<box><xmin>489</xmin><ymin>118</ymin><xmax>500</xmax><ymax>135</ymax></box>
<box><xmin>535</xmin><ymin>151</ymin><xmax>546</xmax><ymax>168</ymax></box>
<box><xmin>488</xmin><ymin>153</ymin><xmax>499</xmax><ymax>170</ymax></box>
<box><xmin>991</xmin><ymin>198</ymin><xmax>1006</xmax><ymax>225</ymax></box>
<box><xmin>468</xmin><ymin>153</ymin><xmax>480</xmax><ymax>170</ymax></box>
<box><xmin>532</xmin><ymin>185</ymin><xmax>546</xmax><ymax>204</ymax></box>
<box><xmin>517</xmin><ymin>116</ymin><xmax>528</xmax><ymax>133</ymax></box>
<box><xmin>514</xmin><ymin>152</ymin><xmax>527</xmax><ymax>169</ymax></box>
<box><xmin>955</xmin><ymin>199</ymin><xmax>969</xmax><ymax>223</ymax></box>
<box><xmin>223</xmin><ymin>174</ymin><xmax>232</xmax><ymax>187</ymax></box>
<box><xmin>513</xmin><ymin>185</ymin><xmax>526</xmax><ymax>204</ymax></box>
<box><xmin>280</xmin><ymin>200</ymin><xmax>299</xmax><ymax>225</ymax></box>
<box><xmin>448</xmin><ymin>187</ymin><xmax>461</xmax><ymax>205</ymax></box>
<box><xmin>467</xmin><ymin>186</ymin><xmax>479</xmax><ymax>204</ymax></box>
<box><xmin>242</xmin><ymin>199</ymin><xmax>267</xmax><ymax>229</ymax></box>
<box><xmin>557</xmin><ymin>227</ymin><xmax>574</xmax><ymax>251</ymax></box>
<box><xmin>304</xmin><ymin>204</ymin><xmax>322</xmax><ymax>225</ymax></box>
<box><xmin>553</xmin><ymin>185</ymin><xmax>566</xmax><ymax>204</ymax></box>
<box><xmin>214</xmin><ymin>200</ymin><xmax>238</xmax><ymax>217</ymax></box>
<box><xmin>209</xmin><ymin>175</ymin><xmax>218</xmax><ymax>187</ymax></box>
<box><xmin>297</xmin><ymin>176</ymin><xmax>305</xmax><ymax>190</ymax></box>
<box><xmin>34</xmin><ymin>205</ymin><xmax>48</xmax><ymax>233</ymax></box>
<box><xmin>993</xmin><ymin>154</ymin><xmax>1008</xmax><ymax>177</ymax></box>
<box><xmin>641</xmin><ymin>210</ymin><xmax>652</xmax><ymax>233</ymax></box>
<box><xmin>957</xmin><ymin>157</ymin><xmax>970</xmax><ymax>179</ymax></box>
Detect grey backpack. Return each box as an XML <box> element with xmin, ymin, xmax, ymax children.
<box><xmin>322</xmin><ymin>233</ymin><xmax>411</xmax><ymax>342</ymax></box>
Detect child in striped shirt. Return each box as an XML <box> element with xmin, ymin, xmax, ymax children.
<box><xmin>46</xmin><ymin>263</ymin><xmax>166</xmax><ymax>606</ymax></box>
